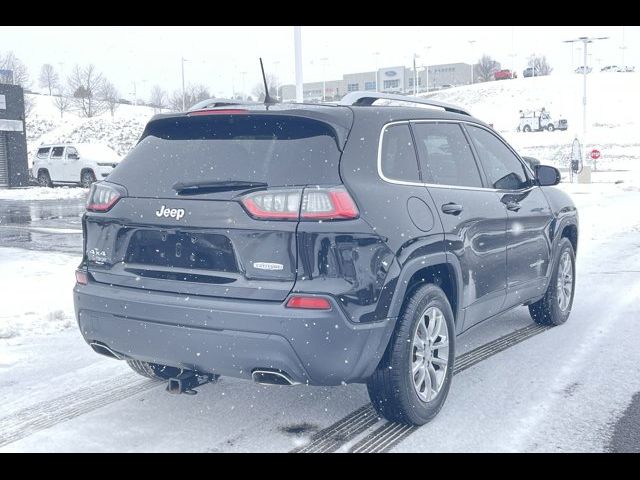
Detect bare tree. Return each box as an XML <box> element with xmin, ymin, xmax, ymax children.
<box><xmin>24</xmin><ymin>95</ymin><xmax>35</xmax><ymax>118</ymax></box>
<box><xmin>168</xmin><ymin>84</ymin><xmax>211</xmax><ymax>111</ymax></box>
<box><xmin>0</xmin><ymin>51</ymin><xmax>30</xmax><ymax>88</ymax></box>
<box><xmin>528</xmin><ymin>55</ymin><xmax>553</xmax><ymax>76</ymax></box>
<box><xmin>251</xmin><ymin>74</ymin><xmax>279</xmax><ymax>101</ymax></box>
<box><xmin>149</xmin><ymin>85</ymin><xmax>168</xmax><ymax>113</ymax></box>
<box><xmin>101</xmin><ymin>81</ymin><xmax>120</xmax><ymax>118</ymax></box>
<box><xmin>67</xmin><ymin>64</ymin><xmax>107</xmax><ymax>117</ymax></box>
<box><xmin>39</xmin><ymin>64</ymin><xmax>59</xmax><ymax>95</ymax></box>
<box><xmin>474</xmin><ymin>55</ymin><xmax>500</xmax><ymax>82</ymax></box>
<box><xmin>52</xmin><ymin>89</ymin><xmax>71</xmax><ymax>118</ymax></box>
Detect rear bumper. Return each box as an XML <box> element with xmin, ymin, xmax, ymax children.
<box><xmin>73</xmin><ymin>281</ymin><xmax>395</xmax><ymax>386</ymax></box>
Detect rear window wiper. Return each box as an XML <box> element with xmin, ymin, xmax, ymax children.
<box><xmin>173</xmin><ymin>180</ymin><xmax>268</xmax><ymax>194</ymax></box>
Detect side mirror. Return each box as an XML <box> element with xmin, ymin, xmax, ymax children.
<box><xmin>68</xmin><ymin>154</ymin><xmax>79</xmax><ymax>160</ymax></box>
<box><xmin>535</xmin><ymin>164</ymin><xmax>561</xmax><ymax>186</ymax></box>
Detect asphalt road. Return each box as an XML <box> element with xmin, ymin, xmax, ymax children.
<box><xmin>0</xmin><ymin>197</ymin><xmax>84</xmax><ymax>254</ymax></box>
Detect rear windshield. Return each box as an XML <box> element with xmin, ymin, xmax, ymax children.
<box><xmin>108</xmin><ymin>114</ymin><xmax>343</xmax><ymax>197</ymax></box>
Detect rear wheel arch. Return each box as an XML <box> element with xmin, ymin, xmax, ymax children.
<box><xmin>388</xmin><ymin>255</ymin><xmax>462</xmax><ymax>328</ymax></box>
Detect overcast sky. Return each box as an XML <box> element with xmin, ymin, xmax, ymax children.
<box><xmin>1</xmin><ymin>26</ymin><xmax>637</xmax><ymax>101</ymax></box>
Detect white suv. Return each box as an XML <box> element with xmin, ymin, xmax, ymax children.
<box><xmin>32</xmin><ymin>143</ymin><xmax>121</xmax><ymax>188</ymax></box>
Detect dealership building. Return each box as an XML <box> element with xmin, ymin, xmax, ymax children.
<box><xmin>281</xmin><ymin>62</ymin><xmax>479</xmax><ymax>101</ymax></box>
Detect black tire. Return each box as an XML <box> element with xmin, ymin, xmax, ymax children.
<box><xmin>126</xmin><ymin>359</ymin><xmax>183</xmax><ymax>381</ymax></box>
<box><xmin>367</xmin><ymin>284</ymin><xmax>455</xmax><ymax>426</ymax></box>
<box><xmin>523</xmin><ymin>125</ymin><xmax>531</xmax><ymax>132</ymax></box>
<box><xmin>529</xmin><ymin>237</ymin><xmax>576</xmax><ymax>326</ymax></box>
<box><xmin>80</xmin><ymin>170</ymin><xmax>96</xmax><ymax>188</ymax></box>
<box><xmin>547</xmin><ymin>123</ymin><xmax>555</xmax><ymax>132</ymax></box>
<box><xmin>37</xmin><ymin>170</ymin><xmax>53</xmax><ymax>188</ymax></box>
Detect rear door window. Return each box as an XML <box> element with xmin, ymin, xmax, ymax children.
<box><xmin>50</xmin><ymin>146</ymin><xmax>65</xmax><ymax>160</ymax></box>
<box><xmin>108</xmin><ymin>114</ymin><xmax>344</xmax><ymax>197</ymax></box>
<box><xmin>379</xmin><ymin>123</ymin><xmax>420</xmax><ymax>183</ymax></box>
<box><xmin>412</xmin><ymin>122</ymin><xmax>483</xmax><ymax>188</ymax></box>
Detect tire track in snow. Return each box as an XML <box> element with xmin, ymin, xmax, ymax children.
<box><xmin>292</xmin><ymin>322</ymin><xmax>552</xmax><ymax>453</ymax></box>
<box><xmin>0</xmin><ymin>373</ymin><xmax>161</xmax><ymax>448</ymax></box>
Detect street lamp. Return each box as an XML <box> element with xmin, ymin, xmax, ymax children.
<box><xmin>424</xmin><ymin>46</ymin><xmax>432</xmax><ymax>93</ymax></box>
<box><xmin>563</xmin><ymin>36</ymin><xmax>609</xmax><ymax>170</ymax></box>
<box><xmin>373</xmin><ymin>51</ymin><xmax>380</xmax><ymax>92</ymax></box>
<box><xmin>240</xmin><ymin>71</ymin><xmax>247</xmax><ymax>100</ymax></box>
<box><xmin>181</xmin><ymin>57</ymin><xmax>188</xmax><ymax>111</ymax></box>
<box><xmin>273</xmin><ymin>60</ymin><xmax>280</xmax><ymax>99</ymax></box>
<box><xmin>320</xmin><ymin>57</ymin><xmax>328</xmax><ymax>101</ymax></box>
<box><xmin>468</xmin><ymin>40</ymin><xmax>476</xmax><ymax>84</ymax></box>
<box><xmin>413</xmin><ymin>53</ymin><xmax>420</xmax><ymax>95</ymax></box>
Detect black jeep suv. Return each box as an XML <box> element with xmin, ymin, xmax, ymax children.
<box><xmin>74</xmin><ymin>92</ymin><xmax>578</xmax><ymax>426</ymax></box>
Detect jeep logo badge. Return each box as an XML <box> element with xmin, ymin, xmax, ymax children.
<box><xmin>155</xmin><ymin>205</ymin><xmax>185</xmax><ymax>221</ymax></box>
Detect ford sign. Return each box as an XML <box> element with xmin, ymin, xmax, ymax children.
<box><xmin>384</xmin><ymin>70</ymin><xmax>397</xmax><ymax>77</ymax></box>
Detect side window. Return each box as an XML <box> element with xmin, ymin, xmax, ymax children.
<box><xmin>466</xmin><ymin>125</ymin><xmax>529</xmax><ymax>190</ymax></box>
<box><xmin>36</xmin><ymin>147</ymin><xmax>51</xmax><ymax>159</ymax></box>
<box><xmin>66</xmin><ymin>147</ymin><xmax>78</xmax><ymax>159</ymax></box>
<box><xmin>50</xmin><ymin>146</ymin><xmax>65</xmax><ymax>160</ymax></box>
<box><xmin>412</xmin><ymin>123</ymin><xmax>483</xmax><ymax>188</ymax></box>
<box><xmin>380</xmin><ymin>124</ymin><xmax>420</xmax><ymax>183</ymax></box>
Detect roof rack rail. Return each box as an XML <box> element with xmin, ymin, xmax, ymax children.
<box><xmin>338</xmin><ymin>91</ymin><xmax>471</xmax><ymax>116</ymax></box>
<box><xmin>187</xmin><ymin>98</ymin><xmax>257</xmax><ymax>112</ymax></box>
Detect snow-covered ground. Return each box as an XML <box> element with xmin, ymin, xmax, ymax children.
<box><xmin>0</xmin><ymin>186</ymin><xmax>88</xmax><ymax>201</ymax></box>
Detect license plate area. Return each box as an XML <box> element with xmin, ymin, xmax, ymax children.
<box><xmin>125</xmin><ymin>229</ymin><xmax>238</xmax><ymax>272</ymax></box>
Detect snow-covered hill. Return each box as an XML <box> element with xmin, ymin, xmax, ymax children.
<box><xmin>425</xmin><ymin>72</ymin><xmax>640</xmax><ymax>170</ymax></box>
<box><xmin>25</xmin><ymin>94</ymin><xmax>157</xmax><ymax>167</ymax></box>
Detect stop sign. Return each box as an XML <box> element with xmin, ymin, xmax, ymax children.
<box><xmin>590</xmin><ymin>149</ymin><xmax>601</xmax><ymax>160</ymax></box>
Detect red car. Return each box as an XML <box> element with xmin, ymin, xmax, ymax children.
<box><xmin>494</xmin><ymin>69</ymin><xmax>516</xmax><ymax>80</ymax></box>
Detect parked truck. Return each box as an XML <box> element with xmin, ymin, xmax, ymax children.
<box><xmin>517</xmin><ymin>108</ymin><xmax>568</xmax><ymax>132</ymax></box>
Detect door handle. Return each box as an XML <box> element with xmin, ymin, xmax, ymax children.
<box><xmin>505</xmin><ymin>201</ymin><xmax>521</xmax><ymax>212</ymax></box>
<box><xmin>441</xmin><ymin>203</ymin><xmax>463</xmax><ymax>215</ymax></box>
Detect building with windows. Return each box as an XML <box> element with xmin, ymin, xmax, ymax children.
<box><xmin>280</xmin><ymin>62</ymin><xmax>476</xmax><ymax>101</ymax></box>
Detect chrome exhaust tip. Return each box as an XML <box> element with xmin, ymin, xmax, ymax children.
<box><xmin>89</xmin><ymin>341</ymin><xmax>123</xmax><ymax>360</ymax></box>
<box><xmin>252</xmin><ymin>369</ymin><xmax>299</xmax><ymax>386</ymax></box>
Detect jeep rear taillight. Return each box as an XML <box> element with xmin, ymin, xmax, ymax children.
<box><xmin>240</xmin><ymin>186</ymin><xmax>358</xmax><ymax>221</ymax></box>
<box><xmin>86</xmin><ymin>182</ymin><xmax>126</xmax><ymax>212</ymax></box>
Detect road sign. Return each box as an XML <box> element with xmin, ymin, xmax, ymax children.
<box><xmin>590</xmin><ymin>149</ymin><xmax>601</xmax><ymax>160</ymax></box>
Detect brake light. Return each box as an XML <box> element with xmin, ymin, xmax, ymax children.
<box><xmin>86</xmin><ymin>182</ymin><xmax>125</xmax><ymax>212</ymax></box>
<box><xmin>286</xmin><ymin>296</ymin><xmax>332</xmax><ymax>310</ymax></box>
<box><xmin>188</xmin><ymin>109</ymin><xmax>248</xmax><ymax>116</ymax></box>
<box><xmin>240</xmin><ymin>186</ymin><xmax>358</xmax><ymax>221</ymax></box>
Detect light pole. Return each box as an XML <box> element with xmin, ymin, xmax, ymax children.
<box><xmin>273</xmin><ymin>60</ymin><xmax>280</xmax><ymax>99</ymax></box>
<box><xmin>320</xmin><ymin>57</ymin><xmax>328</xmax><ymax>101</ymax></box>
<box><xmin>181</xmin><ymin>57</ymin><xmax>187</xmax><ymax>111</ymax></box>
<box><xmin>424</xmin><ymin>46</ymin><xmax>432</xmax><ymax>93</ymax></box>
<box><xmin>294</xmin><ymin>26</ymin><xmax>303</xmax><ymax>103</ymax></box>
<box><xmin>413</xmin><ymin>53</ymin><xmax>419</xmax><ymax>95</ymax></box>
<box><xmin>468</xmin><ymin>40</ymin><xmax>476</xmax><ymax>84</ymax></box>
<box><xmin>563</xmin><ymin>36</ymin><xmax>609</xmax><ymax>170</ymax></box>
<box><xmin>240</xmin><ymin>71</ymin><xmax>247</xmax><ymax>100</ymax></box>
<box><xmin>373</xmin><ymin>51</ymin><xmax>380</xmax><ymax>92</ymax></box>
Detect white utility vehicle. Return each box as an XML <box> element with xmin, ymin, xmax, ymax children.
<box><xmin>517</xmin><ymin>109</ymin><xmax>568</xmax><ymax>132</ymax></box>
<box><xmin>32</xmin><ymin>143</ymin><xmax>121</xmax><ymax>188</ymax></box>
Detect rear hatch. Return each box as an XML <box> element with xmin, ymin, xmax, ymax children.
<box><xmin>84</xmin><ymin>110</ymin><xmax>351</xmax><ymax>301</ymax></box>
